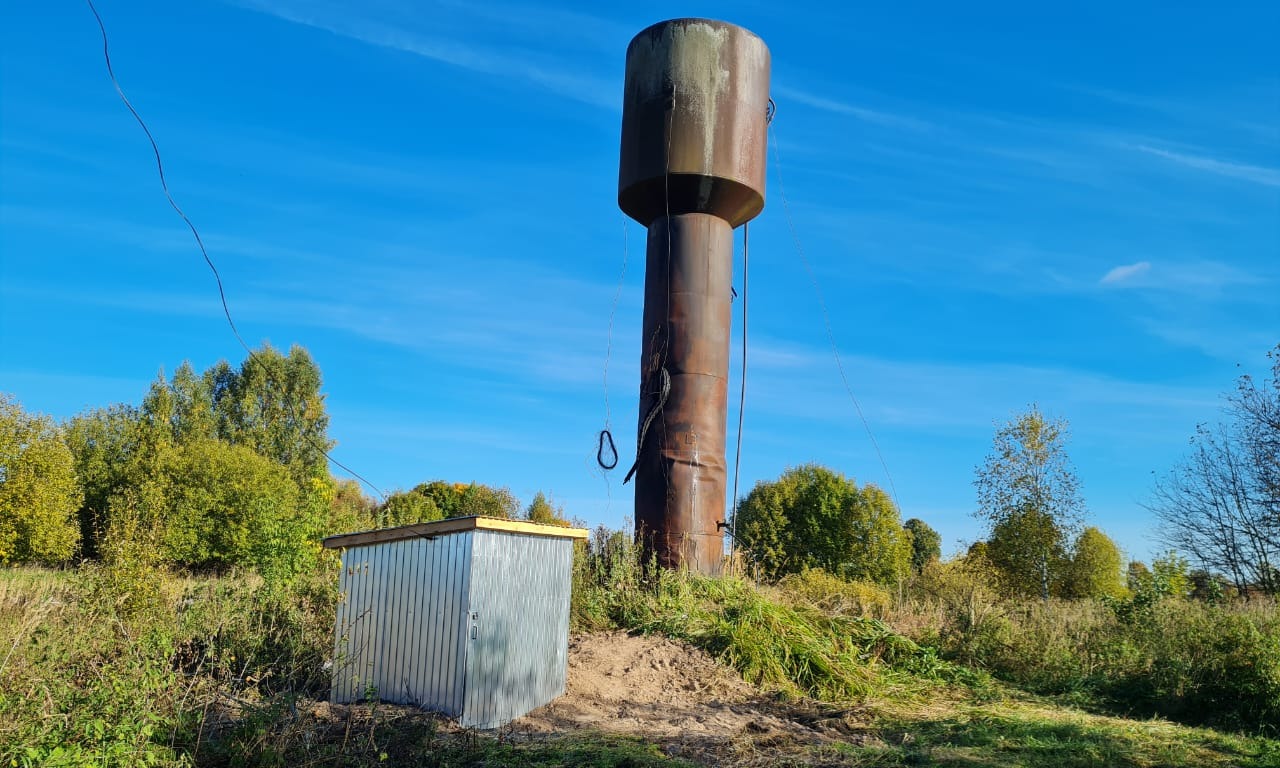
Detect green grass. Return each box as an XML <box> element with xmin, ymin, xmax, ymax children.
<box><xmin>3</xmin><ymin>551</ymin><xmax>1279</xmax><ymax>767</ymax></box>
<box><xmin>866</xmin><ymin>699</ymin><xmax>1280</xmax><ymax>768</ymax></box>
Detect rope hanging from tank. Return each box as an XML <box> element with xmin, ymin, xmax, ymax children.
<box><xmin>623</xmin><ymin>366</ymin><xmax>671</xmax><ymax>484</ymax></box>
<box><xmin>596</xmin><ymin>220</ymin><xmax>629</xmax><ymax>472</ymax></box>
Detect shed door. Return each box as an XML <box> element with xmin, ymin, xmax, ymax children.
<box><xmin>460</xmin><ymin>532</ymin><xmax>571</xmax><ymax>729</ymax></box>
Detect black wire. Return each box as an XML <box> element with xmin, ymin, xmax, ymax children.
<box><xmin>85</xmin><ymin>0</ymin><xmax>387</xmax><ymax>502</ymax></box>
<box><xmin>86</xmin><ymin>0</ymin><xmax>239</xmax><ymax>344</ymax></box>
<box><xmin>596</xmin><ymin>220</ymin><xmax>628</xmax><ymax>473</ymax></box>
<box><xmin>768</xmin><ymin>120</ymin><xmax>901</xmax><ymax>511</ymax></box>
<box><xmin>623</xmin><ymin>367</ymin><xmax>670</xmax><ymax>485</ymax></box>
<box><xmin>729</xmin><ymin>222</ymin><xmax>749</xmax><ymax>571</ymax></box>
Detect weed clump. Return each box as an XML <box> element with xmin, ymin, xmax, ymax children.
<box><xmin>571</xmin><ymin>531</ymin><xmax>979</xmax><ymax>703</ymax></box>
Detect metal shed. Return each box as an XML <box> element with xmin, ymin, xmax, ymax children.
<box><xmin>322</xmin><ymin>516</ymin><xmax>588</xmax><ymax>729</ymax></box>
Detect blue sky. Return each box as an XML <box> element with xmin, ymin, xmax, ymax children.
<box><xmin>1</xmin><ymin>1</ymin><xmax>1277</xmax><ymax>561</ymax></box>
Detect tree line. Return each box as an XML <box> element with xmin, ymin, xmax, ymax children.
<box><xmin>733</xmin><ymin>344</ymin><xmax>1279</xmax><ymax>599</ymax></box>
<box><xmin>0</xmin><ymin>344</ymin><xmax>564</xmax><ymax>576</ymax></box>
<box><xmin>3</xmin><ymin>341</ymin><xmax>1274</xmax><ymax>596</ymax></box>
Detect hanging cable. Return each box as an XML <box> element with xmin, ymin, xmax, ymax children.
<box><xmin>596</xmin><ymin>219</ymin><xmax>628</xmax><ymax>471</ymax></box>
<box><xmin>728</xmin><ymin>221</ymin><xmax>750</xmax><ymax>575</ymax></box>
<box><xmin>85</xmin><ymin>0</ymin><xmax>386</xmax><ymax>501</ymax></box>
<box><xmin>657</xmin><ymin>101</ymin><xmax>675</xmax><ymax>495</ymax></box>
<box><xmin>623</xmin><ymin>367</ymin><xmax>670</xmax><ymax>484</ymax></box>
<box><xmin>768</xmin><ymin>121</ymin><xmax>901</xmax><ymax>511</ymax></box>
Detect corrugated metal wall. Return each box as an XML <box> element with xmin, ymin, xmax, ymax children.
<box><xmin>331</xmin><ymin>528</ymin><xmax>574</xmax><ymax>729</ymax></box>
<box><xmin>461</xmin><ymin>531</ymin><xmax>573</xmax><ymax>729</ymax></box>
<box><xmin>332</xmin><ymin>532</ymin><xmax>473</xmax><ymax>714</ymax></box>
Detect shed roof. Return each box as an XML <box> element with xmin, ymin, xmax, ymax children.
<box><xmin>321</xmin><ymin>515</ymin><xmax>589</xmax><ymax>549</ymax></box>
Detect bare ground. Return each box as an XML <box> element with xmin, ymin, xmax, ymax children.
<box><xmin>508</xmin><ymin>632</ymin><xmax>879</xmax><ymax>765</ymax></box>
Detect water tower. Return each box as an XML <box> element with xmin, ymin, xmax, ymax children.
<box><xmin>618</xmin><ymin>19</ymin><xmax>770</xmax><ymax>574</ymax></box>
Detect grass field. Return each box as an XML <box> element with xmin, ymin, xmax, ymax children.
<box><xmin>1</xmin><ymin>555</ymin><xmax>1276</xmax><ymax>767</ymax></box>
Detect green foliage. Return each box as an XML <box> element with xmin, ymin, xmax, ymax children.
<box><xmin>62</xmin><ymin>404</ymin><xmax>144</xmax><ymax>559</ymax></box>
<box><xmin>374</xmin><ymin>480</ymin><xmax>520</xmax><ymax>529</ymax></box>
<box><xmin>56</xmin><ymin>347</ymin><xmax>344</xmax><ymax>576</ymax></box>
<box><xmin>870</xmin><ymin>701</ymin><xmax>1280</xmax><ymax>768</ymax></box>
<box><xmin>572</xmin><ymin>526</ymin><xmax>644</xmax><ymax>632</ymax></box>
<box><xmin>160</xmin><ymin>439</ymin><xmax>314</xmax><ymax>577</ymax></box>
<box><xmin>140</xmin><ymin>363</ymin><xmax>217</xmax><ymax>448</ymax></box>
<box><xmin>1126</xmin><ymin>560</ymin><xmax>1152</xmax><ymax>593</ymax></box>
<box><xmin>1061</xmin><ymin>527</ymin><xmax>1126</xmax><ymax>599</ymax></box>
<box><xmin>974</xmin><ymin>405</ymin><xmax>1085</xmax><ymax>600</ymax></box>
<box><xmin>911</xmin><ymin>545</ymin><xmax>1280</xmax><ymax>733</ymax></box>
<box><xmin>0</xmin><ymin>395</ymin><xmax>82</xmax><ymax>565</ymax></box>
<box><xmin>205</xmin><ymin>343</ymin><xmax>333</xmax><ymax>487</ymax></box>
<box><xmin>86</xmin><ymin>492</ymin><xmax>169</xmax><ymax>623</ymax></box>
<box><xmin>3</xmin><ymin>547</ymin><xmax>1277</xmax><ymax>768</ymax></box>
<box><xmin>378</xmin><ymin>486</ymin><xmax>445</xmax><ymax>527</ymax></box>
<box><xmin>734</xmin><ymin>464</ymin><xmax>911</xmax><ymax>584</ymax></box>
<box><xmin>986</xmin><ymin>507</ymin><xmax>1069</xmax><ymax>598</ymax></box>
<box><xmin>453</xmin><ymin>482</ymin><xmax>519</xmax><ymax>519</ymax></box>
<box><xmin>1189</xmin><ymin>569</ymin><xmax>1232</xmax><ymax>602</ymax></box>
<box><xmin>526</xmin><ymin>491</ymin><xmax>569</xmax><ymax>526</ymax></box>
<box><xmin>1128</xmin><ymin>551</ymin><xmax>1193</xmax><ymax>602</ymax></box>
<box><xmin>915</xmin><ymin>578</ymin><xmax>1280</xmax><ymax>734</ymax></box>
<box><xmin>1</xmin><ymin>567</ymin><xmax>187</xmax><ymax>767</ymax></box>
<box><xmin>903</xmin><ymin>518</ymin><xmax>941</xmax><ymax>574</ymax></box>
<box><xmin>326</xmin><ymin>478</ymin><xmax>378</xmax><ymax>534</ymax></box>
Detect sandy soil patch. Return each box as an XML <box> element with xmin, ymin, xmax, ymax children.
<box><xmin>510</xmin><ymin>632</ymin><xmax>875</xmax><ymax>764</ymax></box>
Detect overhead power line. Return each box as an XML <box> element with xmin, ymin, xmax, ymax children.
<box><xmin>768</xmin><ymin>121</ymin><xmax>902</xmax><ymax>511</ymax></box>
<box><xmin>85</xmin><ymin>0</ymin><xmax>387</xmax><ymax>502</ymax></box>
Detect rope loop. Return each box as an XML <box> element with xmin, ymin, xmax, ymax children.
<box><xmin>596</xmin><ymin>429</ymin><xmax>618</xmax><ymax>470</ymax></box>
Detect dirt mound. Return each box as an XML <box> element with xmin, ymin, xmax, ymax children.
<box><xmin>513</xmin><ymin>632</ymin><xmax>873</xmax><ymax>763</ymax></box>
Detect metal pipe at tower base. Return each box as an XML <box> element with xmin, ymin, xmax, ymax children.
<box><xmin>618</xmin><ymin>19</ymin><xmax>770</xmax><ymax>575</ymax></box>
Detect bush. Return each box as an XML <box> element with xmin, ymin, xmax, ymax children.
<box><xmin>733</xmin><ymin>465</ymin><xmax>911</xmax><ymax>584</ymax></box>
<box><xmin>374</xmin><ymin>481</ymin><xmax>522</xmax><ymax>529</ymax></box>
<box><xmin>0</xmin><ymin>395</ymin><xmax>82</xmax><ymax>565</ymax></box>
<box><xmin>160</xmin><ymin>439</ymin><xmax>310</xmax><ymax>574</ymax></box>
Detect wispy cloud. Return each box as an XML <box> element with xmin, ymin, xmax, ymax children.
<box><xmin>1131</xmin><ymin>144</ymin><xmax>1280</xmax><ymax>187</ymax></box>
<box><xmin>771</xmin><ymin>85</ymin><xmax>933</xmax><ymax>132</ymax></box>
<box><xmin>233</xmin><ymin>0</ymin><xmax>618</xmax><ymax>109</ymax></box>
<box><xmin>1100</xmin><ymin>261</ymin><xmax>1151</xmax><ymax>285</ymax></box>
<box><xmin>1094</xmin><ymin>259</ymin><xmax>1266</xmax><ymax>296</ymax></box>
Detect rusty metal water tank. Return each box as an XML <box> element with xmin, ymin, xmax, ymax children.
<box><xmin>619</xmin><ymin>19</ymin><xmax>771</xmax><ymax>228</ymax></box>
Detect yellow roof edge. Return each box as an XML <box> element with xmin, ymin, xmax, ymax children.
<box><xmin>322</xmin><ymin>515</ymin><xmax>589</xmax><ymax>549</ymax></box>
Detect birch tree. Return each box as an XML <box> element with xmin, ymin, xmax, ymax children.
<box><xmin>974</xmin><ymin>405</ymin><xmax>1084</xmax><ymax>600</ymax></box>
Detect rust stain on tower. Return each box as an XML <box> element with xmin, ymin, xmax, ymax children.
<box><xmin>618</xmin><ymin>19</ymin><xmax>770</xmax><ymax>574</ymax></box>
